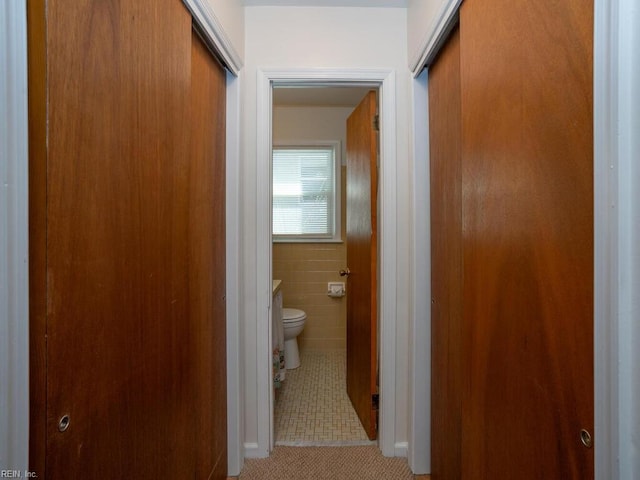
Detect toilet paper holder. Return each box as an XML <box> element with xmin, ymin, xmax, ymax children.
<box><xmin>327</xmin><ymin>282</ymin><xmax>346</xmax><ymax>298</ymax></box>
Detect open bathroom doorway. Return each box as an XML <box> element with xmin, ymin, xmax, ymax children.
<box><xmin>256</xmin><ymin>68</ymin><xmax>399</xmax><ymax>456</ymax></box>
<box><xmin>271</xmin><ymin>84</ymin><xmax>378</xmax><ymax>446</ymax></box>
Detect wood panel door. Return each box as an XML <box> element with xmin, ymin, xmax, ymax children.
<box><xmin>429</xmin><ymin>26</ymin><xmax>463</xmax><ymax>480</ymax></box>
<box><xmin>28</xmin><ymin>1</ymin><xmax>227</xmax><ymax>477</ymax></box>
<box><xmin>459</xmin><ymin>0</ymin><xmax>594</xmax><ymax>478</ymax></box>
<box><xmin>345</xmin><ymin>91</ymin><xmax>378</xmax><ymax>440</ymax></box>
<box><xmin>190</xmin><ymin>29</ymin><xmax>228</xmax><ymax>480</ymax></box>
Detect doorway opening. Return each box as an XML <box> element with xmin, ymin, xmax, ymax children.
<box><xmin>271</xmin><ymin>85</ymin><xmax>377</xmax><ymax>446</ymax></box>
<box><xmin>255</xmin><ymin>68</ymin><xmax>400</xmax><ymax>456</ymax></box>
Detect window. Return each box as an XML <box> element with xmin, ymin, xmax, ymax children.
<box><xmin>272</xmin><ymin>142</ymin><xmax>341</xmax><ymax>242</ymax></box>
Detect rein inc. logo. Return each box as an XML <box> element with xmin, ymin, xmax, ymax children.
<box><xmin>0</xmin><ymin>471</ymin><xmax>37</xmax><ymax>478</ymax></box>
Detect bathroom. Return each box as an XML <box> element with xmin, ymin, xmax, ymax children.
<box><xmin>271</xmin><ymin>85</ymin><xmax>374</xmax><ymax>445</ymax></box>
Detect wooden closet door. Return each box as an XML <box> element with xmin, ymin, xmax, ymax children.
<box><xmin>29</xmin><ymin>1</ymin><xmax>226</xmax><ymax>477</ymax></box>
<box><xmin>429</xmin><ymin>26</ymin><xmax>463</xmax><ymax>480</ymax></box>
<box><xmin>460</xmin><ymin>0</ymin><xmax>594</xmax><ymax>478</ymax></box>
<box><xmin>190</xmin><ymin>29</ymin><xmax>228</xmax><ymax>480</ymax></box>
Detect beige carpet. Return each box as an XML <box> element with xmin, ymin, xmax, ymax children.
<box><xmin>239</xmin><ymin>446</ymin><xmax>413</xmax><ymax>480</ymax></box>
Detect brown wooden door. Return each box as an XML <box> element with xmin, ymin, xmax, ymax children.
<box><xmin>429</xmin><ymin>25</ymin><xmax>463</xmax><ymax>480</ymax></box>
<box><xmin>345</xmin><ymin>91</ymin><xmax>378</xmax><ymax>440</ymax></box>
<box><xmin>28</xmin><ymin>1</ymin><xmax>226</xmax><ymax>478</ymax></box>
<box><xmin>190</xmin><ymin>29</ymin><xmax>228</xmax><ymax>480</ymax></box>
<box><xmin>460</xmin><ymin>0</ymin><xmax>594</xmax><ymax>477</ymax></box>
<box><xmin>429</xmin><ymin>1</ymin><xmax>593</xmax><ymax>478</ymax></box>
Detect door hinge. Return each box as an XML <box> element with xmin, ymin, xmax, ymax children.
<box><xmin>373</xmin><ymin>114</ymin><xmax>380</xmax><ymax>132</ymax></box>
<box><xmin>372</xmin><ymin>393</ymin><xmax>379</xmax><ymax>410</ymax></box>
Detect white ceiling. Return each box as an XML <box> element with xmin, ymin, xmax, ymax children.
<box><xmin>272</xmin><ymin>86</ymin><xmax>374</xmax><ymax>107</ymax></box>
<box><xmin>243</xmin><ymin>0</ymin><xmax>407</xmax><ymax>7</ymax></box>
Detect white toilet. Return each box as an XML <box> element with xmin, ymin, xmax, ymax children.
<box><xmin>282</xmin><ymin>308</ymin><xmax>306</xmax><ymax>369</ymax></box>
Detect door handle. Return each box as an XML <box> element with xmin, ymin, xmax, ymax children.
<box><xmin>58</xmin><ymin>414</ymin><xmax>70</xmax><ymax>432</ymax></box>
<box><xmin>339</xmin><ymin>268</ymin><xmax>351</xmax><ymax>277</ymax></box>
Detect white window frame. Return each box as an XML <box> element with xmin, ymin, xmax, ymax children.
<box><xmin>272</xmin><ymin>140</ymin><xmax>342</xmax><ymax>243</ymax></box>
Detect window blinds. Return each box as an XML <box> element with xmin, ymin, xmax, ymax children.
<box><xmin>272</xmin><ymin>146</ymin><xmax>336</xmax><ymax>237</ymax></box>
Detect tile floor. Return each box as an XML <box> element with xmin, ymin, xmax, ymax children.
<box><xmin>274</xmin><ymin>349</ymin><xmax>374</xmax><ymax>446</ymax></box>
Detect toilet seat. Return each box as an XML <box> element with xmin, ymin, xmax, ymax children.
<box><xmin>283</xmin><ymin>308</ymin><xmax>306</xmax><ymax>322</ymax></box>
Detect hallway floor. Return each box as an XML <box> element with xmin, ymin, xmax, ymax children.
<box><xmin>230</xmin><ymin>349</ymin><xmax>431</xmax><ymax>479</ymax></box>
<box><xmin>237</xmin><ymin>445</ymin><xmax>419</xmax><ymax>479</ymax></box>
<box><xmin>274</xmin><ymin>349</ymin><xmax>372</xmax><ymax>445</ymax></box>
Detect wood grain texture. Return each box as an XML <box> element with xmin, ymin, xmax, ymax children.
<box><xmin>29</xmin><ymin>0</ymin><xmax>227</xmax><ymax>477</ymax></box>
<box><xmin>190</xmin><ymin>28</ymin><xmax>228</xmax><ymax>480</ymax></box>
<box><xmin>459</xmin><ymin>0</ymin><xmax>594</xmax><ymax>478</ymax></box>
<box><xmin>44</xmin><ymin>2</ymin><xmax>192</xmax><ymax>476</ymax></box>
<box><xmin>346</xmin><ymin>91</ymin><xmax>378</xmax><ymax>440</ymax></box>
<box><xmin>26</xmin><ymin>0</ymin><xmax>47</xmax><ymax>475</ymax></box>
<box><xmin>428</xmin><ymin>26</ymin><xmax>462</xmax><ymax>480</ymax></box>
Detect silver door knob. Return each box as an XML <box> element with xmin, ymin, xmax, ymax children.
<box><xmin>339</xmin><ymin>268</ymin><xmax>351</xmax><ymax>277</ymax></box>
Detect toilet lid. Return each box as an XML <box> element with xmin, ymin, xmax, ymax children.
<box><xmin>283</xmin><ymin>308</ymin><xmax>306</xmax><ymax>322</ymax></box>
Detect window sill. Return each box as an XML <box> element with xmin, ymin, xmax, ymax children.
<box><xmin>273</xmin><ymin>238</ymin><xmax>344</xmax><ymax>244</ymax></box>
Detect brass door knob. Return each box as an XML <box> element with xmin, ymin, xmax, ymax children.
<box><xmin>580</xmin><ymin>429</ymin><xmax>592</xmax><ymax>448</ymax></box>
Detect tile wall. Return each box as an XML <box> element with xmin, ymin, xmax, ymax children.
<box><xmin>273</xmin><ymin>242</ymin><xmax>346</xmax><ymax>350</ymax></box>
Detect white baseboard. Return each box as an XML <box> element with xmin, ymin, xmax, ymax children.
<box><xmin>394</xmin><ymin>442</ymin><xmax>409</xmax><ymax>458</ymax></box>
<box><xmin>243</xmin><ymin>442</ymin><xmax>269</xmax><ymax>459</ymax></box>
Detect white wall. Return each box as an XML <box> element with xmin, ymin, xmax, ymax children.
<box><xmin>242</xmin><ymin>5</ymin><xmax>411</xmax><ymax>457</ymax></box>
<box><xmin>273</xmin><ymin>105</ymin><xmax>353</xmax><ymax>159</ymax></box>
<box><xmin>617</xmin><ymin>0</ymin><xmax>640</xmax><ymax>476</ymax></box>
<box><xmin>0</xmin><ymin>1</ymin><xmax>29</xmax><ymax>473</ymax></box>
<box><xmin>407</xmin><ymin>0</ymin><xmax>446</xmax><ymax>70</ymax></box>
<box><xmin>206</xmin><ymin>0</ymin><xmax>245</xmax><ymax>62</ymax></box>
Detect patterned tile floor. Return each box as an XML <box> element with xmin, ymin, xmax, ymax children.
<box><xmin>274</xmin><ymin>349</ymin><xmax>374</xmax><ymax>446</ymax></box>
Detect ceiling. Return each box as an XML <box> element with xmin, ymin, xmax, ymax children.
<box><xmin>272</xmin><ymin>86</ymin><xmax>374</xmax><ymax>107</ymax></box>
<box><xmin>243</xmin><ymin>0</ymin><xmax>407</xmax><ymax>7</ymax></box>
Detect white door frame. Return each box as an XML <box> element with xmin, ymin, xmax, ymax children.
<box><xmin>225</xmin><ymin>69</ymin><xmax>243</xmax><ymax>476</ymax></box>
<box><xmin>0</xmin><ymin>1</ymin><xmax>30</xmax><ymax>472</ymax></box>
<box><xmin>255</xmin><ymin>68</ymin><xmax>398</xmax><ymax>456</ymax></box>
<box><xmin>408</xmin><ymin>68</ymin><xmax>431</xmax><ymax>474</ymax></box>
